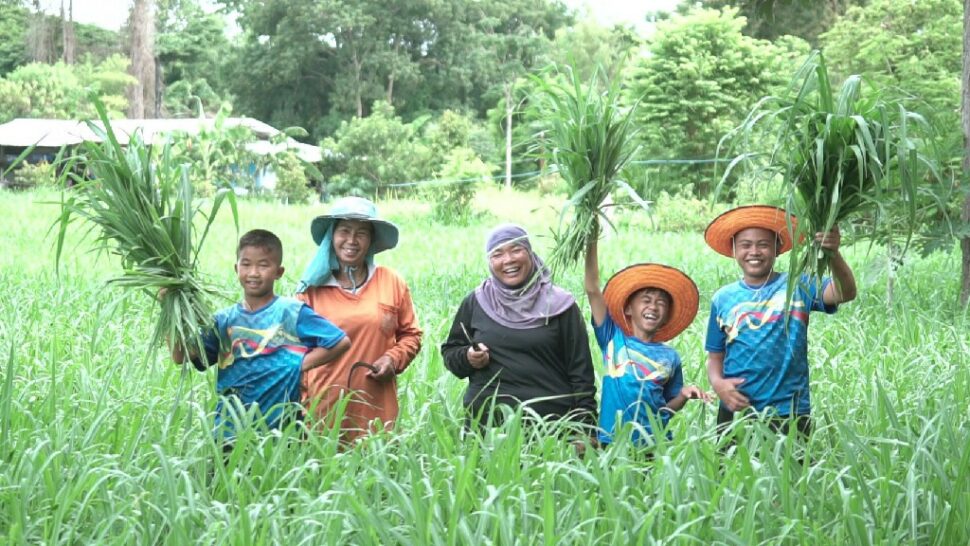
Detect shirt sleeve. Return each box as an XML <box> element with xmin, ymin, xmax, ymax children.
<box><xmin>591</xmin><ymin>312</ymin><xmax>617</xmax><ymax>350</ymax></box>
<box><xmin>704</xmin><ymin>300</ymin><xmax>726</xmax><ymax>352</ymax></box>
<box><xmin>385</xmin><ymin>283</ymin><xmax>423</xmax><ymax>373</ymax></box>
<box><xmin>560</xmin><ymin>303</ymin><xmax>598</xmax><ymax>425</ymax></box>
<box><xmin>296</xmin><ymin>305</ymin><xmax>347</xmax><ymax>349</ymax></box>
<box><xmin>441</xmin><ymin>293</ymin><xmax>477</xmax><ymax>379</ymax></box>
<box><xmin>663</xmin><ymin>355</ymin><xmax>685</xmax><ymax>403</ymax></box>
<box><xmin>804</xmin><ymin>275</ymin><xmax>838</xmax><ymax>314</ymax></box>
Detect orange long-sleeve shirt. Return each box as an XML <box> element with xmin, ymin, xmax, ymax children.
<box><xmin>298</xmin><ymin>265</ymin><xmax>422</xmax><ymax>441</ymax></box>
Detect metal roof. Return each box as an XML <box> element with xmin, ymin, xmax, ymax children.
<box><xmin>0</xmin><ymin>117</ymin><xmax>321</xmax><ymax>161</ymax></box>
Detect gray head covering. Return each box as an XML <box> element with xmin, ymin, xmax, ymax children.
<box><xmin>473</xmin><ymin>224</ymin><xmax>575</xmax><ymax>329</ymax></box>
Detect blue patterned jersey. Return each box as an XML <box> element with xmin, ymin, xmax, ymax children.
<box><xmin>705</xmin><ymin>272</ymin><xmax>836</xmax><ymax>416</ymax></box>
<box><xmin>200</xmin><ymin>296</ymin><xmax>346</xmax><ymax>437</ymax></box>
<box><xmin>593</xmin><ymin>313</ymin><xmax>684</xmax><ymax>444</ymax></box>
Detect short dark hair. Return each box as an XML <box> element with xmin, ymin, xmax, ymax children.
<box><xmin>237</xmin><ymin>229</ymin><xmax>283</xmax><ymax>263</ymax></box>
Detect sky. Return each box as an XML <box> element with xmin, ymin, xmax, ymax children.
<box><xmin>58</xmin><ymin>0</ymin><xmax>683</xmax><ymax>33</ymax></box>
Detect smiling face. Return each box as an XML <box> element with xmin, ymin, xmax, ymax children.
<box><xmin>235</xmin><ymin>244</ymin><xmax>284</xmax><ymax>304</ymax></box>
<box><xmin>624</xmin><ymin>288</ymin><xmax>671</xmax><ymax>340</ymax></box>
<box><xmin>332</xmin><ymin>219</ymin><xmax>373</xmax><ymax>268</ymax></box>
<box><xmin>732</xmin><ymin>227</ymin><xmax>779</xmax><ymax>283</ymax></box>
<box><xmin>488</xmin><ymin>241</ymin><xmax>534</xmax><ymax>287</ymax></box>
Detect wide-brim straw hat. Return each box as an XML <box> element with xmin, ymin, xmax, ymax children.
<box><xmin>310</xmin><ymin>196</ymin><xmax>399</xmax><ymax>253</ymax></box>
<box><xmin>603</xmin><ymin>263</ymin><xmax>699</xmax><ymax>342</ymax></box>
<box><xmin>704</xmin><ymin>205</ymin><xmax>797</xmax><ymax>258</ymax></box>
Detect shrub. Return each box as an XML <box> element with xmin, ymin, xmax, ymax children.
<box><xmin>426</xmin><ymin>147</ymin><xmax>493</xmax><ymax>225</ymax></box>
<box><xmin>273</xmin><ymin>152</ymin><xmax>313</xmax><ymax>204</ymax></box>
<box><xmin>11</xmin><ymin>161</ymin><xmax>55</xmax><ymax>190</ymax></box>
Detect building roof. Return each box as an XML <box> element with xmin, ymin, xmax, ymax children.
<box><xmin>0</xmin><ymin>117</ymin><xmax>322</xmax><ymax>161</ymax></box>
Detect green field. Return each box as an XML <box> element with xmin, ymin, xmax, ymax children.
<box><xmin>1</xmin><ymin>188</ymin><xmax>968</xmax><ymax>545</ymax></box>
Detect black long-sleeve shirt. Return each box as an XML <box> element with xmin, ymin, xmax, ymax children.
<box><xmin>441</xmin><ymin>292</ymin><xmax>597</xmax><ymax>425</ymax></box>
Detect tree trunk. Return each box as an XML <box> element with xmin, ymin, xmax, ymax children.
<box><xmin>127</xmin><ymin>0</ymin><xmax>156</xmax><ymax>119</ymax></box>
<box><xmin>505</xmin><ymin>83</ymin><xmax>513</xmax><ymax>191</ymax></box>
<box><xmin>61</xmin><ymin>0</ymin><xmax>76</xmax><ymax>64</ymax></box>
<box><xmin>962</xmin><ymin>0</ymin><xmax>970</xmax><ymax>307</ymax></box>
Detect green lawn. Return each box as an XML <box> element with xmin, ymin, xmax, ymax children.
<box><xmin>1</xmin><ymin>188</ymin><xmax>967</xmax><ymax>545</ymax></box>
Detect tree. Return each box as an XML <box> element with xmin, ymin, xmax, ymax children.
<box><xmin>697</xmin><ymin>0</ymin><xmax>865</xmax><ymax>46</ymax></box>
<box><xmin>550</xmin><ymin>20</ymin><xmax>639</xmax><ymax>84</ymax></box>
<box><xmin>0</xmin><ymin>56</ymin><xmax>134</xmax><ymax>122</ymax></box>
<box><xmin>27</xmin><ymin>0</ymin><xmax>53</xmax><ymax>63</ymax></box>
<box><xmin>60</xmin><ymin>0</ymin><xmax>75</xmax><ymax>64</ymax></box>
<box><xmin>0</xmin><ymin>2</ymin><xmax>28</xmax><ymax>75</ymax></box>
<box><xmin>127</xmin><ymin>0</ymin><xmax>157</xmax><ymax>118</ymax></box>
<box><xmin>624</xmin><ymin>7</ymin><xmax>807</xmax><ymax>197</ymax></box>
<box><xmin>156</xmin><ymin>0</ymin><xmax>230</xmax><ymax>116</ymax></box>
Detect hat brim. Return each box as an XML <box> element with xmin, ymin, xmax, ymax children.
<box><xmin>603</xmin><ymin>263</ymin><xmax>699</xmax><ymax>342</ymax></box>
<box><xmin>704</xmin><ymin>205</ymin><xmax>796</xmax><ymax>258</ymax></box>
<box><xmin>311</xmin><ymin>214</ymin><xmax>400</xmax><ymax>254</ymax></box>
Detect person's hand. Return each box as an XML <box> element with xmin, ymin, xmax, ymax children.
<box><xmin>712</xmin><ymin>377</ymin><xmax>749</xmax><ymax>412</ymax></box>
<box><xmin>368</xmin><ymin>355</ymin><xmax>397</xmax><ymax>382</ymax></box>
<box><xmin>467</xmin><ymin>343</ymin><xmax>490</xmax><ymax>369</ymax></box>
<box><xmin>815</xmin><ymin>225</ymin><xmax>842</xmax><ymax>252</ymax></box>
<box><xmin>681</xmin><ymin>385</ymin><xmax>714</xmax><ymax>403</ymax></box>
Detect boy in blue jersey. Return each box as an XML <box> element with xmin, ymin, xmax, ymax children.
<box><xmin>703</xmin><ymin>206</ymin><xmax>857</xmax><ymax>437</ymax></box>
<box><xmin>584</xmin><ymin>235</ymin><xmax>711</xmax><ymax>446</ymax></box>
<box><xmin>171</xmin><ymin>229</ymin><xmax>351</xmax><ymax>441</ymax></box>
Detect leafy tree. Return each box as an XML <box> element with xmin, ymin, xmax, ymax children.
<box><xmin>320</xmin><ymin>101</ymin><xmax>432</xmax><ymax>198</ymax></box>
<box><xmin>550</xmin><ymin>20</ymin><xmax>638</xmax><ymax>83</ymax></box>
<box><xmin>0</xmin><ymin>55</ymin><xmax>134</xmax><ymax>121</ymax></box>
<box><xmin>624</xmin><ymin>7</ymin><xmax>807</xmax><ymax>197</ymax></box>
<box><xmin>156</xmin><ymin>0</ymin><xmax>231</xmax><ymax>116</ymax></box>
<box><xmin>272</xmin><ymin>152</ymin><xmax>313</xmax><ymax>204</ymax></box>
<box><xmin>0</xmin><ymin>3</ymin><xmax>28</xmax><ymax>75</ymax></box>
<box><xmin>696</xmin><ymin>0</ymin><xmax>865</xmax><ymax>46</ymax></box>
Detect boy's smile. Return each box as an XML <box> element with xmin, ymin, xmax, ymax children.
<box><xmin>235</xmin><ymin>245</ymin><xmax>284</xmax><ymax>307</ymax></box>
<box><xmin>624</xmin><ymin>288</ymin><xmax>670</xmax><ymax>341</ymax></box>
<box><xmin>733</xmin><ymin>227</ymin><xmax>778</xmax><ymax>283</ymax></box>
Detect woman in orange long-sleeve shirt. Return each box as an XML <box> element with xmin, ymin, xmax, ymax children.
<box><xmin>297</xmin><ymin>197</ymin><xmax>422</xmax><ymax>441</ymax></box>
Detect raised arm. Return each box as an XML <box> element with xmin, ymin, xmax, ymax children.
<box><xmin>818</xmin><ymin>226</ymin><xmax>857</xmax><ymax>305</ymax></box>
<box><xmin>584</xmin><ymin>237</ymin><xmax>607</xmax><ymax>327</ymax></box>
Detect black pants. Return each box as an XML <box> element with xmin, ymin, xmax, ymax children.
<box><xmin>716</xmin><ymin>404</ymin><xmax>812</xmax><ymax>440</ymax></box>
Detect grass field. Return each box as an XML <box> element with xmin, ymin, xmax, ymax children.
<box><xmin>1</xmin><ymin>187</ymin><xmax>968</xmax><ymax>545</ymax></box>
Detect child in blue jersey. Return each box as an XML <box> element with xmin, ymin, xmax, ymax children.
<box><xmin>171</xmin><ymin>229</ymin><xmax>351</xmax><ymax>440</ymax></box>
<box><xmin>703</xmin><ymin>206</ymin><xmax>857</xmax><ymax>437</ymax></box>
<box><xmin>584</xmin><ymin>235</ymin><xmax>711</xmax><ymax>446</ymax></box>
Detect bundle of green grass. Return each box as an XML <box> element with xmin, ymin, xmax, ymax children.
<box><xmin>720</xmin><ymin>51</ymin><xmax>932</xmax><ymax>278</ymax></box>
<box><xmin>54</xmin><ymin>103</ymin><xmax>237</xmax><ymax>357</ymax></box>
<box><xmin>533</xmin><ymin>66</ymin><xmax>644</xmax><ymax>273</ymax></box>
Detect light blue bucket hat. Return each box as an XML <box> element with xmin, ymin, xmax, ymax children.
<box><xmin>310</xmin><ymin>196</ymin><xmax>399</xmax><ymax>253</ymax></box>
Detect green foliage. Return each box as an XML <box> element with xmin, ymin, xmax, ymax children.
<box><xmin>321</xmin><ymin>101</ymin><xmax>432</xmax><ymax>198</ymax></box>
<box><xmin>721</xmin><ymin>52</ymin><xmax>936</xmax><ymax>281</ymax></box>
<box><xmin>157</xmin><ymin>0</ymin><xmax>231</xmax><ymax>116</ymax></box>
<box><xmin>698</xmin><ymin>0</ymin><xmax>865</xmax><ymax>46</ymax></box>
<box><xmin>534</xmin><ymin>66</ymin><xmax>642</xmax><ymax>273</ymax></box>
<box><xmin>54</xmin><ymin>102</ymin><xmax>238</xmax><ymax>359</ymax></box>
<box><xmin>0</xmin><ymin>2</ymin><xmax>27</xmax><ymax>75</ymax></box>
<box><xmin>427</xmin><ymin>147</ymin><xmax>493</xmax><ymax>225</ymax></box>
<box><xmin>272</xmin><ymin>152</ymin><xmax>313</xmax><ymax>205</ymax></box>
<box><xmin>624</xmin><ymin>7</ymin><xmax>808</xmax><ymax>197</ymax></box>
<box><xmin>3</xmin><ymin>188</ymin><xmax>970</xmax><ymax>544</ymax></box>
<box><xmin>0</xmin><ymin>56</ymin><xmax>134</xmax><ymax>122</ymax></box>
<box><xmin>652</xmin><ymin>184</ymin><xmax>720</xmax><ymax>232</ymax></box>
<box><xmin>167</xmin><ymin>107</ymin><xmax>261</xmax><ymax>197</ymax></box>
<box><xmin>10</xmin><ymin>161</ymin><xmax>54</xmax><ymax>190</ymax></box>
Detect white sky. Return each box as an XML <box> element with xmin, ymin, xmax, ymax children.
<box><xmin>57</xmin><ymin>0</ymin><xmax>682</xmax><ymax>33</ymax></box>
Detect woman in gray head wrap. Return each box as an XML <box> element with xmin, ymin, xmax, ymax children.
<box><xmin>440</xmin><ymin>224</ymin><xmax>597</xmax><ymax>430</ymax></box>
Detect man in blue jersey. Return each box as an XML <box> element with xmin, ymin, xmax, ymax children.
<box><xmin>703</xmin><ymin>206</ymin><xmax>857</xmax><ymax>437</ymax></box>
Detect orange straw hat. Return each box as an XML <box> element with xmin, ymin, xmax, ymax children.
<box><xmin>704</xmin><ymin>205</ymin><xmax>797</xmax><ymax>258</ymax></box>
<box><xmin>603</xmin><ymin>263</ymin><xmax>699</xmax><ymax>342</ymax></box>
